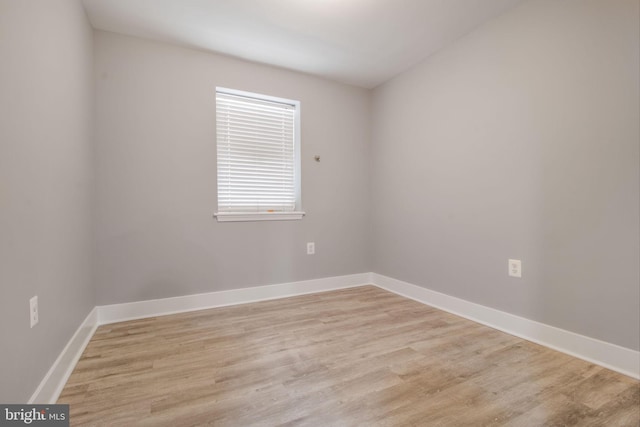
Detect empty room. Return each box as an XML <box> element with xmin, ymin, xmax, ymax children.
<box><xmin>1</xmin><ymin>0</ymin><xmax>639</xmax><ymax>425</ymax></box>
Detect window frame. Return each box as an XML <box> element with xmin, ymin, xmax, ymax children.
<box><xmin>213</xmin><ymin>87</ymin><xmax>304</xmax><ymax>222</ymax></box>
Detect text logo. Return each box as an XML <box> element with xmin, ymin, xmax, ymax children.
<box><xmin>0</xmin><ymin>405</ymin><xmax>68</xmax><ymax>426</ymax></box>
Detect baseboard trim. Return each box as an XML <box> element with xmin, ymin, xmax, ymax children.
<box><xmin>98</xmin><ymin>272</ymin><xmax>372</xmax><ymax>325</ymax></box>
<box><xmin>371</xmin><ymin>273</ymin><xmax>640</xmax><ymax>380</ymax></box>
<box><xmin>29</xmin><ymin>307</ymin><xmax>99</xmax><ymax>404</ymax></box>
<box><xmin>31</xmin><ymin>270</ymin><xmax>638</xmax><ymax>405</ymax></box>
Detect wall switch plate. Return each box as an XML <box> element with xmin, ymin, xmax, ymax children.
<box><xmin>508</xmin><ymin>259</ymin><xmax>522</xmax><ymax>278</ymax></box>
<box><xmin>307</xmin><ymin>242</ymin><xmax>315</xmax><ymax>255</ymax></box>
<box><xmin>30</xmin><ymin>295</ymin><xmax>38</xmax><ymax>328</ymax></box>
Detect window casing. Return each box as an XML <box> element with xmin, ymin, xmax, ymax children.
<box><xmin>214</xmin><ymin>87</ymin><xmax>303</xmax><ymax>222</ymax></box>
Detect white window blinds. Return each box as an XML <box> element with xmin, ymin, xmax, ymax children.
<box><xmin>216</xmin><ymin>89</ymin><xmax>300</xmax><ymax>215</ymax></box>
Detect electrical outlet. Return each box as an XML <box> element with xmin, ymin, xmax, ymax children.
<box><xmin>508</xmin><ymin>259</ymin><xmax>522</xmax><ymax>278</ymax></box>
<box><xmin>307</xmin><ymin>242</ymin><xmax>315</xmax><ymax>255</ymax></box>
<box><xmin>30</xmin><ymin>295</ymin><xmax>38</xmax><ymax>328</ymax></box>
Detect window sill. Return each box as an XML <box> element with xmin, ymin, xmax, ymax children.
<box><xmin>214</xmin><ymin>211</ymin><xmax>306</xmax><ymax>222</ymax></box>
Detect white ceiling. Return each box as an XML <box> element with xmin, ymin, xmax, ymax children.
<box><xmin>82</xmin><ymin>0</ymin><xmax>526</xmax><ymax>88</ymax></box>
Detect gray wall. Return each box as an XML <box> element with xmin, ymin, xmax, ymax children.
<box><xmin>93</xmin><ymin>32</ymin><xmax>371</xmax><ymax>305</ymax></box>
<box><xmin>0</xmin><ymin>0</ymin><xmax>95</xmax><ymax>402</ymax></box>
<box><xmin>371</xmin><ymin>0</ymin><xmax>640</xmax><ymax>350</ymax></box>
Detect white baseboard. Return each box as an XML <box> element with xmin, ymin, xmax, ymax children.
<box><xmin>29</xmin><ymin>307</ymin><xmax>99</xmax><ymax>404</ymax></box>
<box><xmin>30</xmin><ymin>270</ymin><xmax>639</xmax><ymax>405</ymax></box>
<box><xmin>371</xmin><ymin>273</ymin><xmax>640</xmax><ymax>380</ymax></box>
<box><xmin>98</xmin><ymin>272</ymin><xmax>372</xmax><ymax>325</ymax></box>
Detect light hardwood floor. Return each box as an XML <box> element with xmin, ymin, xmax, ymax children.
<box><xmin>59</xmin><ymin>286</ymin><xmax>639</xmax><ymax>426</ymax></box>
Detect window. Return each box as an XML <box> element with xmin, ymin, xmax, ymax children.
<box><xmin>214</xmin><ymin>87</ymin><xmax>304</xmax><ymax>222</ymax></box>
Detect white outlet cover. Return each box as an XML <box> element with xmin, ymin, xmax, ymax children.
<box><xmin>30</xmin><ymin>295</ymin><xmax>38</xmax><ymax>328</ymax></box>
<box><xmin>508</xmin><ymin>259</ymin><xmax>522</xmax><ymax>278</ymax></box>
<box><xmin>307</xmin><ymin>242</ymin><xmax>315</xmax><ymax>255</ymax></box>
